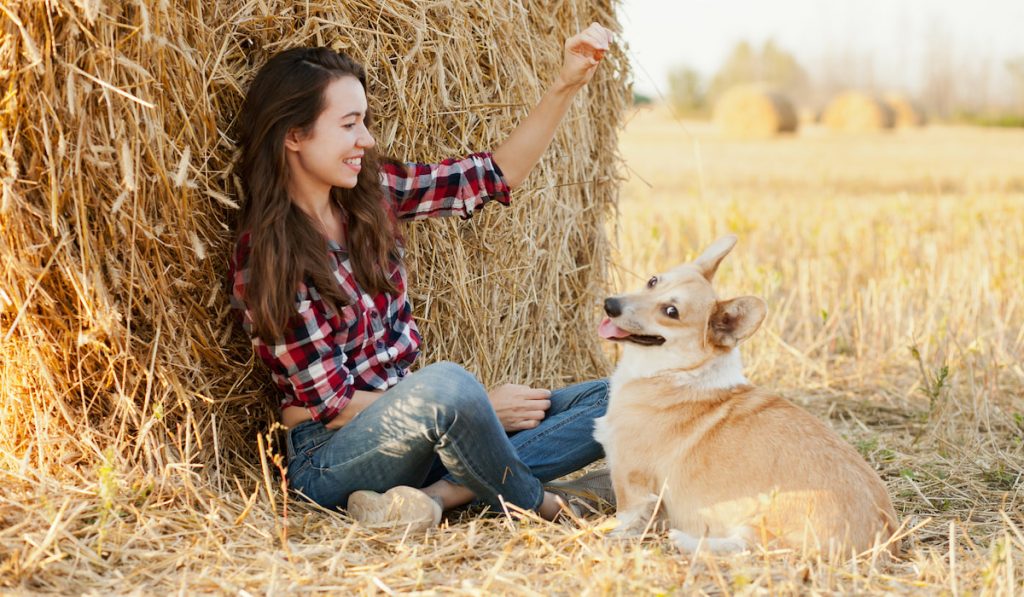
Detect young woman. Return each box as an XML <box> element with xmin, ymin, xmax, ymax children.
<box><xmin>230</xmin><ymin>23</ymin><xmax>614</xmax><ymax>530</ymax></box>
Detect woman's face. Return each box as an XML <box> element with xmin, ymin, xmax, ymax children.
<box><xmin>286</xmin><ymin>75</ymin><xmax>376</xmax><ymax>190</ymax></box>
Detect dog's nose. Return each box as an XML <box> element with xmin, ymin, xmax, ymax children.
<box><xmin>604</xmin><ymin>297</ymin><xmax>622</xmax><ymax>317</ymax></box>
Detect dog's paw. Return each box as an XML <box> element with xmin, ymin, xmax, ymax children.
<box><xmin>669</xmin><ymin>527</ymin><xmax>750</xmax><ymax>554</ymax></box>
<box><xmin>605</xmin><ymin>515</ymin><xmax>649</xmax><ymax>540</ymax></box>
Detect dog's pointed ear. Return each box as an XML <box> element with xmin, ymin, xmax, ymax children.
<box><xmin>707</xmin><ymin>296</ymin><xmax>766</xmax><ymax>348</ymax></box>
<box><xmin>693</xmin><ymin>235</ymin><xmax>737</xmax><ymax>281</ymax></box>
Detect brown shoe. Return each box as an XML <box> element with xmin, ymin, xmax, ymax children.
<box><xmin>347</xmin><ymin>486</ymin><xmax>443</xmax><ymax>533</ymax></box>
<box><xmin>545</xmin><ymin>467</ymin><xmax>616</xmax><ymax>516</ymax></box>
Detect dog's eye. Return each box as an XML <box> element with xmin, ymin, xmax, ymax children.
<box><xmin>663</xmin><ymin>305</ymin><xmax>679</xmax><ymax>319</ymax></box>
<box><xmin>647</xmin><ymin>276</ymin><xmax>658</xmax><ymax>289</ymax></box>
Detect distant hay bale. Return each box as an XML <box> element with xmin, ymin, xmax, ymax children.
<box><xmin>712</xmin><ymin>85</ymin><xmax>798</xmax><ymax>138</ymax></box>
<box><xmin>0</xmin><ymin>0</ymin><xmax>628</xmax><ymax>480</ymax></box>
<box><xmin>822</xmin><ymin>91</ymin><xmax>896</xmax><ymax>132</ymax></box>
<box><xmin>884</xmin><ymin>93</ymin><xmax>927</xmax><ymax>127</ymax></box>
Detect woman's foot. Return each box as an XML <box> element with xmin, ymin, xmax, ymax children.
<box><xmin>538</xmin><ymin>490</ymin><xmax>577</xmax><ymax>521</ymax></box>
<box><xmin>347</xmin><ymin>486</ymin><xmax>443</xmax><ymax>533</ymax></box>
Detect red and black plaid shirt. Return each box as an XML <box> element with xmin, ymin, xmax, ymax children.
<box><xmin>229</xmin><ymin>152</ymin><xmax>510</xmax><ymax>423</ymax></box>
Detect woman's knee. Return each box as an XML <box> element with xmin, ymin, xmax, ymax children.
<box><xmin>395</xmin><ymin>362</ymin><xmax>491</xmax><ymax>418</ymax></box>
<box><xmin>413</xmin><ymin>361</ymin><xmax>488</xmax><ymax>403</ymax></box>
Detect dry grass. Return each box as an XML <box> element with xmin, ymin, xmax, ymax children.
<box><xmin>3</xmin><ymin>101</ymin><xmax>1022</xmax><ymax>593</ymax></box>
<box><xmin>1</xmin><ymin>0</ymin><xmax>629</xmax><ymax>592</ymax></box>
<box><xmin>2</xmin><ymin>0</ymin><xmax>1023</xmax><ymax>592</ymax></box>
<box><xmin>0</xmin><ymin>0</ymin><xmax>627</xmax><ymax>475</ymax></box>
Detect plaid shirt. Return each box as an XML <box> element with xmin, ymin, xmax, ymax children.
<box><xmin>229</xmin><ymin>152</ymin><xmax>510</xmax><ymax>424</ymax></box>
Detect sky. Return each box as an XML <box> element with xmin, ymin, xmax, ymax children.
<box><xmin>618</xmin><ymin>0</ymin><xmax>1024</xmax><ymax>104</ymax></box>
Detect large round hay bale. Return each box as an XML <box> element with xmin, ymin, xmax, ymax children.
<box><xmin>884</xmin><ymin>93</ymin><xmax>927</xmax><ymax>127</ymax></box>
<box><xmin>822</xmin><ymin>91</ymin><xmax>896</xmax><ymax>132</ymax></box>
<box><xmin>712</xmin><ymin>85</ymin><xmax>798</xmax><ymax>138</ymax></box>
<box><xmin>0</xmin><ymin>0</ymin><xmax>628</xmax><ymax>484</ymax></box>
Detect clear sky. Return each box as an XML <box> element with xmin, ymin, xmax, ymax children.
<box><xmin>619</xmin><ymin>0</ymin><xmax>1024</xmax><ymax>104</ymax></box>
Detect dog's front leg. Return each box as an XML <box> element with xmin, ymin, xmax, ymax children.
<box><xmin>608</xmin><ymin>468</ymin><xmax>661</xmax><ymax>538</ymax></box>
<box><xmin>609</xmin><ymin>494</ymin><xmax>661</xmax><ymax>538</ymax></box>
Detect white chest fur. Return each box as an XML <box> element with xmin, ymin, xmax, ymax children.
<box><xmin>610</xmin><ymin>347</ymin><xmax>749</xmax><ymax>396</ymax></box>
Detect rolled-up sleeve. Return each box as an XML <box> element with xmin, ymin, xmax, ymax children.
<box><xmin>381</xmin><ymin>151</ymin><xmax>511</xmax><ymax>220</ymax></box>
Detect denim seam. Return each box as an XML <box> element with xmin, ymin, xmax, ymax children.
<box><xmin>286</xmin><ymin>456</ymin><xmax>313</xmax><ymax>483</ymax></box>
<box><xmin>513</xmin><ymin>395</ymin><xmax>608</xmax><ymax>454</ymax></box>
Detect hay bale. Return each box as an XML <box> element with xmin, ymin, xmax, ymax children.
<box><xmin>712</xmin><ymin>85</ymin><xmax>798</xmax><ymax>138</ymax></box>
<box><xmin>884</xmin><ymin>93</ymin><xmax>927</xmax><ymax>127</ymax></box>
<box><xmin>822</xmin><ymin>91</ymin><xmax>896</xmax><ymax>132</ymax></box>
<box><xmin>0</xmin><ymin>0</ymin><xmax>628</xmax><ymax>480</ymax></box>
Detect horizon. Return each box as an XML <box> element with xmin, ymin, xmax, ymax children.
<box><xmin>619</xmin><ymin>0</ymin><xmax>1024</xmax><ymax>109</ymax></box>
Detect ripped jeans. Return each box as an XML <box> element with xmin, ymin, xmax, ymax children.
<box><xmin>284</xmin><ymin>361</ymin><xmax>608</xmax><ymax>512</ymax></box>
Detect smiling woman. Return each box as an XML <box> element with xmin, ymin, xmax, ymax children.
<box><xmin>228</xmin><ymin>30</ymin><xmax>616</xmax><ymax>531</ymax></box>
<box><xmin>0</xmin><ymin>0</ymin><xmax>633</xmax><ymax>589</ymax></box>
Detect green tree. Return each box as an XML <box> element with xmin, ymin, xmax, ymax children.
<box><xmin>707</xmin><ymin>39</ymin><xmax>808</xmax><ymax>102</ymax></box>
<box><xmin>667</xmin><ymin>65</ymin><xmax>705</xmax><ymax>114</ymax></box>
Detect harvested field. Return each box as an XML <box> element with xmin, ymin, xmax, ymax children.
<box><xmin>4</xmin><ymin>99</ymin><xmax>1021</xmax><ymax>593</ymax></box>
<box><xmin>2</xmin><ymin>0</ymin><xmax>1023</xmax><ymax>593</ymax></box>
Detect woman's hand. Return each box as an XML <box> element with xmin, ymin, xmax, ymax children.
<box><xmin>556</xmin><ymin>22</ymin><xmax>613</xmax><ymax>90</ymax></box>
<box><xmin>488</xmin><ymin>383</ymin><xmax>552</xmax><ymax>432</ymax></box>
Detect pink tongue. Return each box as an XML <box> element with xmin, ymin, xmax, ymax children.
<box><xmin>598</xmin><ymin>317</ymin><xmax>631</xmax><ymax>340</ymax></box>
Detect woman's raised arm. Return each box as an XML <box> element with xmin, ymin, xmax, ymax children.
<box><xmin>491</xmin><ymin>22</ymin><xmax>612</xmax><ymax>189</ymax></box>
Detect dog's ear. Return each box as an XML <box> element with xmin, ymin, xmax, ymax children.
<box><xmin>707</xmin><ymin>296</ymin><xmax>766</xmax><ymax>348</ymax></box>
<box><xmin>693</xmin><ymin>235</ymin><xmax>737</xmax><ymax>281</ymax></box>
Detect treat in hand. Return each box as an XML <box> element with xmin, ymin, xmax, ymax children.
<box><xmin>560</xmin><ymin>22</ymin><xmax>613</xmax><ymax>88</ymax></box>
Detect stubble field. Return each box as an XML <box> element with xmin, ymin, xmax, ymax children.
<box><xmin>3</xmin><ymin>107</ymin><xmax>1022</xmax><ymax>595</ymax></box>
<box><xmin>606</xmin><ymin>107</ymin><xmax>1024</xmax><ymax>593</ymax></box>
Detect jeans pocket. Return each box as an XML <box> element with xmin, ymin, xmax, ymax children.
<box><xmin>288</xmin><ymin>420</ymin><xmax>332</xmax><ymax>457</ymax></box>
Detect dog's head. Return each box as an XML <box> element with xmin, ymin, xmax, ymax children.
<box><xmin>599</xmin><ymin>235</ymin><xmax>767</xmax><ymax>368</ymax></box>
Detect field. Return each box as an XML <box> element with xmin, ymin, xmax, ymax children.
<box><xmin>3</xmin><ymin>108</ymin><xmax>1023</xmax><ymax>594</ymax></box>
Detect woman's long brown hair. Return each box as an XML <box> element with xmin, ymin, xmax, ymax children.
<box><xmin>235</xmin><ymin>47</ymin><xmax>401</xmax><ymax>340</ymax></box>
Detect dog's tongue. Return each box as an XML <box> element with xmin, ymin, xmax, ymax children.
<box><xmin>598</xmin><ymin>317</ymin><xmax>631</xmax><ymax>340</ymax></box>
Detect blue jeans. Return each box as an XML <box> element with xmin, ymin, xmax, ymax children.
<box><xmin>285</xmin><ymin>361</ymin><xmax>608</xmax><ymax>512</ymax></box>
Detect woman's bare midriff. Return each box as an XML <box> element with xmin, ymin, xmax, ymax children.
<box><xmin>281</xmin><ymin>405</ymin><xmax>314</xmax><ymax>429</ymax></box>
<box><xmin>281</xmin><ymin>389</ymin><xmax>385</xmax><ymax>429</ymax></box>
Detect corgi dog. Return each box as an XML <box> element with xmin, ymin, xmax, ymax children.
<box><xmin>593</xmin><ymin>235</ymin><xmax>898</xmax><ymax>556</ymax></box>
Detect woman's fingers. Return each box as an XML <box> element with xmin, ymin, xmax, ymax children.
<box><xmin>567</xmin><ymin>22</ymin><xmax>611</xmax><ymax>61</ymax></box>
<box><xmin>558</xmin><ymin>22</ymin><xmax>612</xmax><ymax>87</ymax></box>
<box><xmin>513</xmin><ymin>418</ymin><xmax>541</xmax><ymax>431</ymax></box>
<box><xmin>487</xmin><ymin>384</ymin><xmax>552</xmax><ymax>430</ymax></box>
<box><xmin>520</xmin><ymin>409</ymin><xmax>548</xmax><ymax>421</ymax></box>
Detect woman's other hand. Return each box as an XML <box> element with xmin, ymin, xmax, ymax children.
<box><xmin>557</xmin><ymin>22</ymin><xmax>613</xmax><ymax>90</ymax></box>
<box><xmin>488</xmin><ymin>383</ymin><xmax>552</xmax><ymax>432</ymax></box>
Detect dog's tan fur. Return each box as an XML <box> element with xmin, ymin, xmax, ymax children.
<box><xmin>596</xmin><ymin>235</ymin><xmax>898</xmax><ymax>555</ymax></box>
